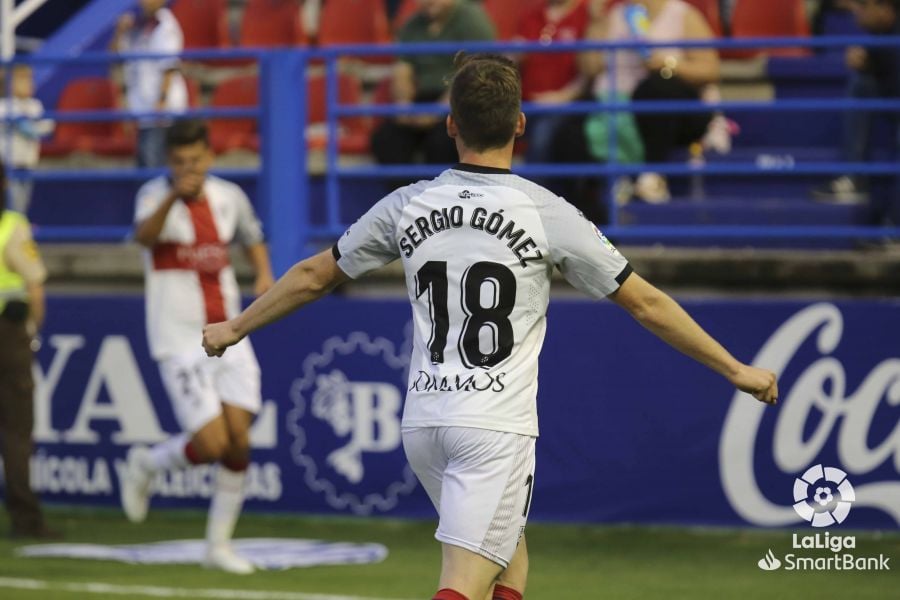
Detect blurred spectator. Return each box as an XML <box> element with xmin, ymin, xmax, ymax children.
<box><xmin>0</xmin><ymin>65</ymin><xmax>54</xmax><ymax>215</ymax></box>
<box><xmin>812</xmin><ymin>0</ymin><xmax>858</xmax><ymax>35</ymax></box>
<box><xmin>515</xmin><ymin>0</ymin><xmax>591</xmax><ymax>164</ymax></box>
<box><xmin>370</xmin><ymin>0</ymin><xmax>495</xmax><ymax>171</ymax></box>
<box><xmin>570</xmin><ymin>0</ymin><xmax>720</xmax><ymax>203</ymax></box>
<box><xmin>0</xmin><ymin>158</ymin><xmax>57</xmax><ymax>540</ymax></box>
<box><xmin>814</xmin><ymin>0</ymin><xmax>900</xmax><ymax>207</ymax></box>
<box><xmin>111</xmin><ymin>0</ymin><xmax>189</xmax><ymax>168</ymax></box>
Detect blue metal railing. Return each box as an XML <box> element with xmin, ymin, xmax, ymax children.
<box><xmin>2</xmin><ymin>37</ymin><xmax>900</xmax><ymax>268</ymax></box>
<box><xmin>315</xmin><ymin>36</ymin><xmax>900</xmax><ymax>244</ymax></box>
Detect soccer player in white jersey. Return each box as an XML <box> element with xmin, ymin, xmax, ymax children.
<box><xmin>202</xmin><ymin>55</ymin><xmax>778</xmax><ymax>597</ymax></box>
<box><xmin>121</xmin><ymin>119</ymin><xmax>274</xmax><ymax>574</ymax></box>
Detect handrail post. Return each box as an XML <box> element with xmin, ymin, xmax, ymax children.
<box><xmin>607</xmin><ymin>46</ymin><xmax>619</xmax><ymax>227</ymax></box>
<box><xmin>259</xmin><ymin>49</ymin><xmax>309</xmax><ymax>275</ymax></box>
<box><xmin>325</xmin><ymin>52</ymin><xmax>341</xmax><ymax>232</ymax></box>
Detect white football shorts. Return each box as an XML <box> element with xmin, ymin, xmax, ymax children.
<box><xmin>402</xmin><ymin>426</ymin><xmax>536</xmax><ymax>568</ymax></box>
<box><xmin>158</xmin><ymin>339</ymin><xmax>262</xmax><ymax>433</ymax></box>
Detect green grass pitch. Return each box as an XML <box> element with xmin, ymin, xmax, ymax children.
<box><xmin>0</xmin><ymin>507</ymin><xmax>897</xmax><ymax>599</ymax></box>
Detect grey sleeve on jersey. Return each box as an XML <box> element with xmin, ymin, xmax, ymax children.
<box><xmin>332</xmin><ymin>191</ymin><xmax>405</xmax><ymax>279</ymax></box>
<box><xmin>540</xmin><ymin>196</ymin><xmax>632</xmax><ymax>299</ymax></box>
<box><xmin>234</xmin><ymin>188</ymin><xmax>265</xmax><ymax>246</ymax></box>
<box><xmin>134</xmin><ymin>182</ymin><xmax>164</xmax><ymax>224</ymax></box>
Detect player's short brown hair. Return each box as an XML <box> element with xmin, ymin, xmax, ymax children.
<box><xmin>448</xmin><ymin>53</ymin><xmax>522</xmax><ymax>152</ymax></box>
<box><xmin>165</xmin><ymin>119</ymin><xmax>210</xmax><ymax>150</ymax></box>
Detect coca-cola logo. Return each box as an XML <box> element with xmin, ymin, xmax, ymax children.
<box><xmin>720</xmin><ymin>303</ymin><xmax>900</xmax><ymax>526</ymax></box>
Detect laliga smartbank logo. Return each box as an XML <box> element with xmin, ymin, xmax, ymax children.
<box><xmin>792</xmin><ymin>464</ymin><xmax>854</xmax><ymax>527</ymax></box>
<box><xmin>756</xmin><ymin>466</ymin><xmax>891</xmax><ymax>572</ymax></box>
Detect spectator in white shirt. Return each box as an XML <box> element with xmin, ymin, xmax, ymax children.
<box><xmin>0</xmin><ymin>65</ymin><xmax>54</xmax><ymax>214</ymax></box>
<box><xmin>111</xmin><ymin>0</ymin><xmax>189</xmax><ymax>167</ymax></box>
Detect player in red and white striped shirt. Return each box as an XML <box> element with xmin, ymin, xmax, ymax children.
<box><xmin>120</xmin><ymin>119</ymin><xmax>274</xmax><ymax>574</ymax></box>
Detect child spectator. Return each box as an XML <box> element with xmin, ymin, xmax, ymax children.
<box><xmin>0</xmin><ymin>65</ymin><xmax>54</xmax><ymax>215</ymax></box>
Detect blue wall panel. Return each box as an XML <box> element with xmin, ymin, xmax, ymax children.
<box><xmin>26</xmin><ymin>295</ymin><xmax>900</xmax><ymax>529</ymax></box>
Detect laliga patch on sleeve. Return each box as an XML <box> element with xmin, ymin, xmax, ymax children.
<box><xmin>591</xmin><ymin>224</ymin><xmax>620</xmax><ymax>255</ymax></box>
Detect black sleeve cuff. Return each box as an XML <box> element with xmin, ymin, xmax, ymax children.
<box><xmin>331</xmin><ymin>244</ymin><xmax>341</xmax><ymax>261</ymax></box>
<box><xmin>615</xmin><ymin>263</ymin><xmax>634</xmax><ymax>286</ymax></box>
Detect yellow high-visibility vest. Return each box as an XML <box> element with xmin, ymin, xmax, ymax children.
<box><xmin>0</xmin><ymin>210</ymin><xmax>29</xmax><ymax>313</ymax></box>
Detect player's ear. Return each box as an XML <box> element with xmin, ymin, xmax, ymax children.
<box><xmin>446</xmin><ymin>114</ymin><xmax>458</xmax><ymax>139</ymax></box>
<box><xmin>515</xmin><ymin>112</ymin><xmax>526</xmax><ymax>138</ymax></box>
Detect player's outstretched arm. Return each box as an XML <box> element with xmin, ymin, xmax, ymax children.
<box><xmin>202</xmin><ymin>249</ymin><xmax>349</xmax><ymax>357</ymax></box>
<box><xmin>609</xmin><ymin>272</ymin><xmax>778</xmax><ymax>404</ymax></box>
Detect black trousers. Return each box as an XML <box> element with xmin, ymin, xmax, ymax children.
<box><xmin>371</xmin><ymin>119</ymin><xmax>458</xmax><ymax>166</ymax></box>
<box><xmin>631</xmin><ymin>72</ymin><xmax>713</xmax><ymax>163</ymax></box>
<box><xmin>547</xmin><ymin>114</ymin><xmax>608</xmax><ymax>224</ymax></box>
<box><xmin>0</xmin><ymin>317</ymin><xmax>45</xmax><ymax>535</ymax></box>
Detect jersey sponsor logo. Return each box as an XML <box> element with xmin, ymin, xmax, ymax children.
<box><xmin>152</xmin><ymin>242</ymin><xmax>229</xmax><ymax>274</ymax></box>
<box><xmin>458</xmin><ymin>189</ymin><xmax>484</xmax><ymax>199</ymax></box>
<box><xmin>408</xmin><ymin>369</ymin><xmax>507</xmax><ymax>393</ymax></box>
<box><xmin>286</xmin><ymin>332</ymin><xmax>418</xmax><ymax>515</ymax></box>
<box><xmin>719</xmin><ymin>303</ymin><xmax>900</xmax><ymax>527</ymax></box>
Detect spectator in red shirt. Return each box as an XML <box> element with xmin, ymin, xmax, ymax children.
<box><xmin>515</xmin><ymin>0</ymin><xmax>591</xmax><ymax>164</ymax></box>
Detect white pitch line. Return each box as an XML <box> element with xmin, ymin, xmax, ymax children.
<box><xmin>0</xmin><ymin>577</ymin><xmax>412</xmax><ymax>600</ymax></box>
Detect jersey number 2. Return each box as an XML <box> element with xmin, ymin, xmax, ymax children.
<box><xmin>416</xmin><ymin>261</ymin><xmax>516</xmax><ymax>368</ymax></box>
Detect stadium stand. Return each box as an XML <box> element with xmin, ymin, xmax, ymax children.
<box><xmin>8</xmin><ymin>0</ymin><xmax>899</xmax><ymax>248</ymax></box>
<box><xmin>171</xmin><ymin>0</ymin><xmax>231</xmax><ymax>51</ymax></box>
<box><xmin>725</xmin><ymin>0</ymin><xmax>811</xmax><ymax>58</ymax></box>
<box><xmin>207</xmin><ymin>71</ymin><xmax>369</xmax><ymax>155</ymax></box>
<box><xmin>208</xmin><ymin>74</ymin><xmax>260</xmax><ymax>154</ymax></box>
<box><xmin>684</xmin><ymin>0</ymin><xmax>723</xmax><ymax>37</ymax></box>
<box><xmin>40</xmin><ymin>77</ymin><xmax>134</xmax><ymax>157</ymax></box>
<box><xmin>239</xmin><ymin>0</ymin><xmax>306</xmax><ymax>47</ymax></box>
<box><xmin>482</xmin><ymin>0</ymin><xmax>540</xmax><ymax>40</ymax></box>
<box><xmin>317</xmin><ymin>0</ymin><xmax>392</xmax><ymax>46</ymax></box>
<box><xmin>307</xmin><ymin>71</ymin><xmax>371</xmax><ymax>154</ymax></box>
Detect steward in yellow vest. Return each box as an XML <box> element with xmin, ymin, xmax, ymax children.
<box><xmin>0</xmin><ymin>158</ymin><xmax>56</xmax><ymax>539</ymax></box>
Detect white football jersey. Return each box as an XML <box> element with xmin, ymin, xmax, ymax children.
<box><xmin>135</xmin><ymin>175</ymin><xmax>264</xmax><ymax>360</ymax></box>
<box><xmin>335</xmin><ymin>165</ymin><xmax>631</xmax><ymax>437</ymax></box>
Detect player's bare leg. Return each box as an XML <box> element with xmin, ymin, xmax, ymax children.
<box><xmin>435</xmin><ymin>543</ymin><xmax>504</xmax><ymax>600</ymax></box>
<box><xmin>490</xmin><ymin>537</ymin><xmax>528</xmax><ymax>599</ymax></box>
<box><xmin>202</xmin><ymin>403</ymin><xmax>255</xmax><ymax>574</ymax></box>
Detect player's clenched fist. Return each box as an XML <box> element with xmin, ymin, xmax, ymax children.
<box><xmin>728</xmin><ymin>364</ymin><xmax>778</xmax><ymax>405</ymax></box>
<box><xmin>203</xmin><ymin>321</ymin><xmax>241</xmax><ymax>357</ymax></box>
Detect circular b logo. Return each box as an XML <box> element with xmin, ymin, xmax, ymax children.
<box><xmin>286</xmin><ymin>332</ymin><xmax>418</xmax><ymax>515</ymax></box>
<box><xmin>792</xmin><ymin>464</ymin><xmax>856</xmax><ymax>527</ymax></box>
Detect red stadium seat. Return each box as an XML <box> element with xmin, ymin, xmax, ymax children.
<box><xmin>318</xmin><ymin>0</ymin><xmax>391</xmax><ymax>46</ymax></box>
<box><xmin>240</xmin><ymin>0</ymin><xmax>306</xmax><ymax>48</ymax></box>
<box><xmin>208</xmin><ymin>72</ymin><xmax>371</xmax><ymax>154</ymax></box>
<box><xmin>683</xmin><ymin>0</ymin><xmax>722</xmax><ymax>37</ymax></box>
<box><xmin>171</xmin><ymin>0</ymin><xmax>230</xmax><ymax>50</ymax></box>
<box><xmin>307</xmin><ymin>71</ymin><xmax>371</xmax><ymax>154</ymax></box>
<box><xmin>42</xmin><ymin>77</ymin><xmax>135</xmax><ymax>157</ymax></box>
<box><xmin>483</xmin><ymin>0</ymin><xmax>541</xmax><ymax>40</ymax></box>
<box><xmin>208</xmin><ymin>75</ymin><xmax>260</xmax><ymax>153</ymax></box>
<box><xmin>727</xmin><ymin>0</ymin><xmax>810</xmax><ymax>58</ymax></box>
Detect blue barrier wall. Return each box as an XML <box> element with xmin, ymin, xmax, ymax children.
<box><xmin>29</xmin><ymin>294</ymin><xmax>900</xmax><ymax>529</ymax></box>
